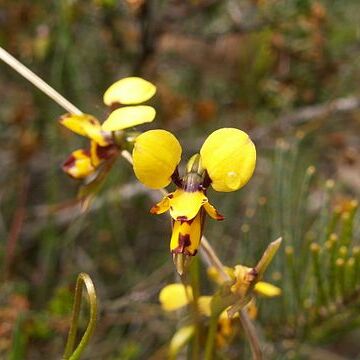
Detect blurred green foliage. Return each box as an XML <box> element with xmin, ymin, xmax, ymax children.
<box><xmin>0</xmin><ymin>0</ymin><xmax>360</xmax><ymax>358</ymax></box>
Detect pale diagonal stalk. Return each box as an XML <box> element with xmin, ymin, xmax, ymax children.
<box><xmin>63</xmin><ymin>273</ymin><xmax>98</xmax><ymax>360</ymax></box>
<box><xmin>0</xmin><ymin>47</ymin><xmax>83</xmax><ymax>115</ymax></box>
<box><xmin>0</xmin><ymin>50</ymin><xmax>263</xmax><ymax>360</ymax></box>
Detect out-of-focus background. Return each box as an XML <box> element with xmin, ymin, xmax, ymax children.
<box><xmin>0</xmin><ymin>0</ymin><xmax>360</xmax><ymax>359</ymax></box>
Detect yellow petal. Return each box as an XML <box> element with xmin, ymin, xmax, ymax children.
<box><xmin>170</xmin><ymin>212</ymin><xmax>202</xmax><ymax>256</ymax></box>
<box><xmin>168</xmin><ymin>189</ymin><xmax>207</xmax><ymax>221</ymax></box>
<box><xmin>102</xmin><ymin>106</ymin><xmax>156</xmax><ymax>131</ymax></box>
<box><xmin>200</xmin><ymin>128</ymin><xmax>256</xmax><ymax>192</ymax></box>
<box><xmin>90</xmin><ymin>141</ymin><xmax>101</xmax><ymax>167</ymax></box>
<box><xmin>62</xmin><ymin>149</ymin><xmax>95</xmax><ymax>179</ymax></box>
<box><xmin>59</xmin><ymin>113</ymin><xmax>110</xmax><ymax>146</ymax></box>
<box><xmin>133</xmin><ymin>130</ymin><xmax>182</xmax><ymax>189</ymax></box>
<box><xmin>103</xmin><ymin>77</ymin><xmax>156</xmax><ymax>106</ymax></box>
<box><xmin>169</xmin><ymin>325</ymin><xmax>194</xmax><ymax>359</ymax></box>
<box><xmin>203</xmin><ymin>201</ymin><xmax>224</xmax><ymax>221</ymax></box>
<box><xmin>254</xmin><ymin>281</ymin><xmax>282</xmax><ymax>297</ymax></box>
<box><xmin>159</xmin><ymin>283</ymin><xmax>193</xmax><ymax>312</ymax></box>
<box><xmin>198</xmin><ymin>296</ymin><xmax>212</xmax><ymax>317</ymax></box>
<box><xmin>216</xmin><ymin>311</ymin><xmax>234</xmax><ymax>348</ymax></box>
<box><xmin>83</xmin><ymin>123</ymin><xmax>110</xmax><ymax>147</ymax></box>
<box><xmin>207</xmin><ymin>266</ymin><xmax>235</xmax><ymax>285</ymax></box>
<box><xmin>230</xmin><ymin>265</ymin><xmax>255</xmax><ymax>297</ymax></box>
<box><xmin>150</xmin><ymin>195</ymin><xmax>171</xmax><ymax>215</ymax></box>
<box><xmin>90</xmin><ymin>141</ymin><xmax>118</xmax><ymax>167</ymax></box>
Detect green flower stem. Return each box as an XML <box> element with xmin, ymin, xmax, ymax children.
<box><xmin>327</xmin><ymin>234</ymin><xmax>338</xmax><ymax>300</ymax></box>
<box><xmin>325</xmin><ymin>208</ymin><xmax>341</xmax><ymax>242</ymax></box>
<box><xmin>190</xmin><ymin>257</ymin><xmax>201</xmax><ymax>360</ymax></box>
<box><xmin>63</xmin><ymin>273</ymin><xmax>98</xmax><ymax>360</ymax></box>
<box><xmin>204</xmin><ymin>315</ymin><xmax>219</xmax><ymax>360</ymax></box>
<box><xmin>310</xmin><ymin>243</ymin><xmax>327</xmax><ymax>306</ymax></box>
<box><xmin>345</xmin><ymin>257</ymin><xmax>355</xmax><ymax>294</ymax></box>
<box><xmin>353</xmin><ymin>247</ymin><xmax>360</xmax><ymax>288</ymax></box>
<box><xmin>335</xmin><ymin>258</ymin><xmax>345</xmax><ymax>297</ymax></box>
<box><xmin>285</xmin><ymin>246</ymin><xmax>301</xmax><ymax>308</ymax></box>
<box><xmin>340</xmin><ymin>201</ymin><xmax>357</xmax><ymax>247</ymax></box>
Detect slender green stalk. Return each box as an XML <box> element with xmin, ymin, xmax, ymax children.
<box><xmin>204</xmin><ymin>315</ymin><xmax>219</xmax><ymax>360</ymax></box>
<box><xmin>353</xmin><ymin>246</ymin><xmax>360</xmax><ymax>289</ymax></box>
<box><xmin>325</xmin><ymin>207</ymin><xmax>341</xmax><ymax>242</ymax></box>
<box><xmin>335</xmin><ymin>258</ymin><xmax>345</xmax><ymax>297</ymax></box>
<box><xmin>310</xmin><ymin>243</ymin><xmax>327</xmax><ymax>306</ymax></box>
<box><xmin>9</xmin><ymin>314</ymin><xmax>27</xmax><ymax>360</ymax></box>
<box><xmin>317</xmin><ymin>179</ymin><xmax>335</xmax><ymax>244</ymax></box>
<box><xmin>285</xmin><ymin>246</ymin><xmax>301</xmax><ymax>312</ymax></box>
<box><xmin>328</xmin><ymin>234</ymin><xmax>338</xmax><ymax>300</ymax></box>
<box><xmin>340</xmin><ymin>201</ymin><xmax>357</xmax><ymax>247</ymax></box>
<box><xmin>345</xmin><ymin>257</ymin><xmax>355</xmax><ymax>294</ymax></box>
<box><xmin>189</xmin><ymin>258</ymin><xmax>201</xmax><ymax>360</ymax></box>
<box><xmin>63</xmin><ymin>273</ymin><xmax>98</xmax><ymax>360</ymax></box>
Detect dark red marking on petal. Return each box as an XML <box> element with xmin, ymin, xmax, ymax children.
<box><xmin>179</xmin><ymin>217</ymin><xmax>195</xmax><ymax>225</ymax></box>
<box><xmin>202</xmin><ymin>171</ymin><xmax>212</xmax><ymax>189</ymax></box>
<box><xmin>171</xmin><ymin>233</ymin><xmax>195</xmax><ymax>256</ymax></box>
<box><xmin>176</xmin><ymin>215</ymin><xmax>188</xmax><ymax>222</ymax></box>
<box><xmin>109</xmin><ymin>102</ymin><xmax>122</xmax><ymax>111</ymax></box>
<box><xmin>171</xmin><ymin>168</ymin><xmax>183</xmax><ymax>188</ymax></box>
<box><xmin>249</xmin><ymin>268</ymin><xmax>258</xmax><ymax>277</ymax></box>
<box><xmin>216</xmin><ymin>212</ymin><xmax>225</xmax><ymax>221</ymax></box>
<box><xmin>167</xmin><ymin>194</ymin><xmax>174</xmax><ymax>199</ymax></box>
<box><xmin>171</xmin><ymin>248</ymin><xmax>193</xmax><ymax>256</ymax></box>
<box><xmin>96</xmin><ymin>144</ymin><xmax>118</xmax><ymax>160</ymax></box>
<box><xmin>62</xmin><ymin>154</ymin><xmax>76</xmax><ymax>172</ymax></box>
<box><xmin>150</xmin><ymin>205</ymin><xmax>159</xmax><ymax>214</ymax></box>
<box><xmin>178</xmin><ymin>233</ymin><xmax>191</xmax><ymax>248</ymax></box>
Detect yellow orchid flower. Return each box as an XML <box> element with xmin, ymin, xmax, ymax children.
<box><xmin>132</xmin><ymin>128</ymin><xmax>256</xmax><ymax>274</ymax></box>
<box><xmin>62</xmin><ymin>149</ymin><xmax>95</xmax><ymax>179</ymax></box>
<box><xmin>60</xmin><ymin>77</ymin><xmax>157</xmax><ymax>180</ymax></box>
<box><xmin>159</xmin><ymin>283</ymin><xmax>255</xmax><ymax>350</ymax></box>
<box><xmin>207</xmin><ymin>266</ymin><xmax>281</xmax><ymax>298</ymax></box>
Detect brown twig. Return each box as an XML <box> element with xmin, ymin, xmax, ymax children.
<box><xmin>278</xmin><ymin>96</ymin><xmax>360</xmax><ymax>127</ymax></box>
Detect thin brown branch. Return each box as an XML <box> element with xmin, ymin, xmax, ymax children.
<box><xmin>278</xmin><ymin>96</ymin><xmax>360</xmax><ymax>126</ymax></box>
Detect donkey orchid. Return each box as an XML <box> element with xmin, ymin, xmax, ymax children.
<box><xmin>132</xmin><ymin>128</ymin><xmax>256</xmax><ymax>274</ymax></box>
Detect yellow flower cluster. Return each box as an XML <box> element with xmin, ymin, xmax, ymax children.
<box><xmin>60</xmin><ymin>77</ymin><xmax>156</xmax><ymax>180</ymax></box>
<box><xmin>132</xmin><ymin>128</ymin><xmax>256</xmax><ymax>273</ymax></box>
<box><xmin>60</xmin><ymin>76</ymin><xmax>257</xmax><ymax>277</ymax></box>
<box><xmin>159</xmin><ymin>262</ymin><xmax>281</xmax><ymax>356</ymax></box>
